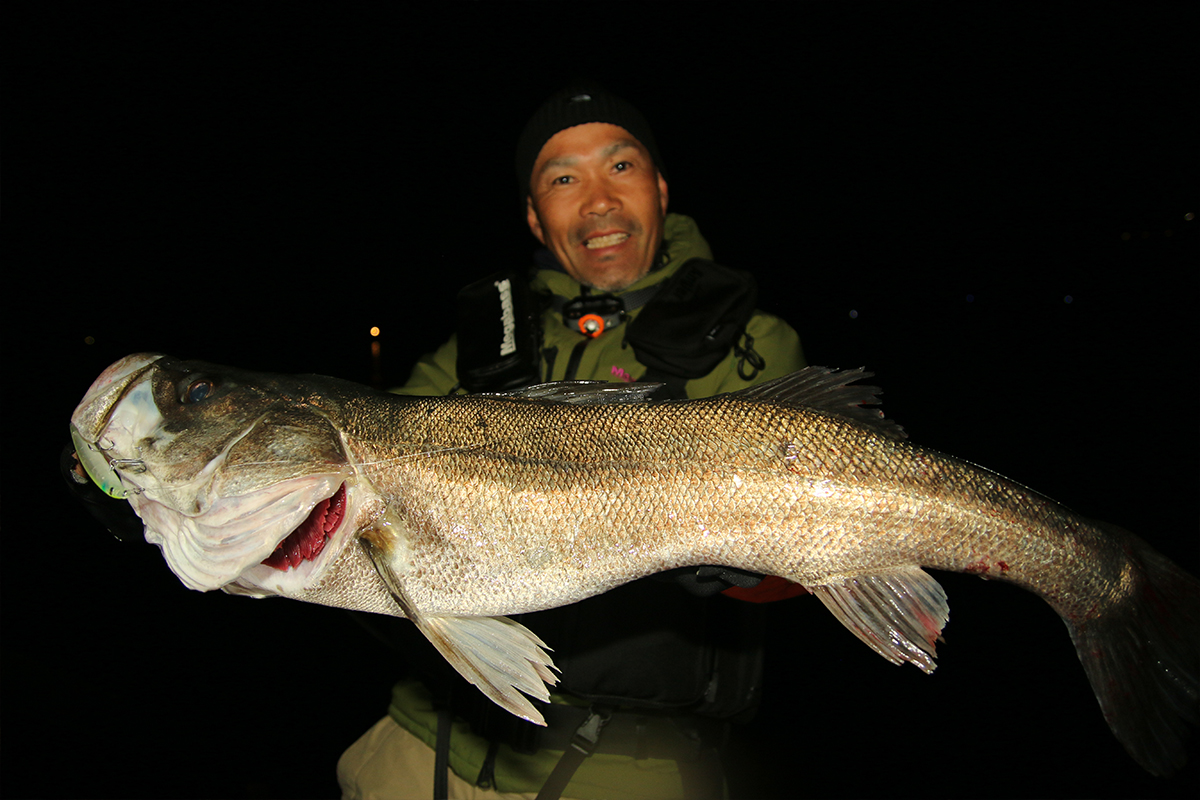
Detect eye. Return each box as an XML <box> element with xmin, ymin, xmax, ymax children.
<box><xmin>613</xmin><ymin>161</ymin><xmax>632</xmax><ymax>172</ymax></box>
<box><xmin>551</xmin><ymin>174</ymin><xmax>573</xmax><ymax>185</ymax></box>
<box><xmin>182</xmin><ymin>379</ymin><xmax>214</xmax><ymax>404</ymax></box>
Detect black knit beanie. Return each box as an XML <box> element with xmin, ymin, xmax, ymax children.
<box><xmin>515</xmin><ymin>85</ymin><xmax>667</xmax><ymax>202</ymax></box>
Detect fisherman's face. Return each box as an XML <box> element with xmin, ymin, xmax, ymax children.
<box><xmin>526</xmin><ymin>123</ymin><xmax>669</xmax><ymax>292</ymax></box>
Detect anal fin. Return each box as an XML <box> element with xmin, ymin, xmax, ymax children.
<box><xmin>809</xmin><ymin>566</ymin><xmax>949</xmax><ymax>673</ymax></box>
<box><xmin>359</xmin><ymin>538</ymin><xmax>558</xmax><ymax>725</ymax></box>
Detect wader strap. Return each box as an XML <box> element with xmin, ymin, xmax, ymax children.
<box><xmin>541</xmin><ymin>346</ymin><xmax>558</xmax><ymax>384</ymax></box>
<box><xmin>474</xmin><ymin>739</ymin><xmax>500</xmax><ymax>790</ymax></box>
<box><xmin>562</xmin><ymin>339</ymin><xmax>589</xmax><ymax>382</ymax></box>
<box><xmin>535</xmin><ymin>705</ymin><xmax>613</xmax><ymax>800</ymax></box>
<box><xmin>433</xmin><ymin>706</ymin><xmax>452</xmax><ymax>800</ymax></box>
<box><xmin>619</xmin><ymin>282</ymin><xmax>666</xmax><ymax>314</ymax></box>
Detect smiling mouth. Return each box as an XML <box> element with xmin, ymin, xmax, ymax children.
<box><xmin>585</xmin><ymin>232</ymin><xmax>629</xmax><ymax>249</ymax></box>
<box><xmin>261</xmin><ymin>483</ymin><xmax>347</xmax><ymax>570</ymax></box>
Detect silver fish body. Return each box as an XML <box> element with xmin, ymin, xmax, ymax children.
<box><xmin>70</xmin><ymin>353</ymin><xmax>1199</xmax><ymax>775</ymax></box>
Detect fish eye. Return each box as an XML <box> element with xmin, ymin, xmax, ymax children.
<box><xmin>181</xmin><ymin>378</ymin><xmax>214</xmax><ymax>404</ymax></box>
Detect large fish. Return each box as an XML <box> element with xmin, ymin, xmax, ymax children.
<box><xmin>70</xmin><ymin>353</ymin><xmax>1198</xmax><ymax>775</ymax></box>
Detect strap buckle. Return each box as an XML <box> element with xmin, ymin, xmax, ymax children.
<box><xmin>569</xmin><ymin>705</ymin><xmax>614</xmax><ymax>755</ymax></box>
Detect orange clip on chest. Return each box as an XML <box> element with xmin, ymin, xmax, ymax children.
<box><xmin>578</xmin><ymin>314</ymin><xmax>606</xmax><ymax>337</ymax></box>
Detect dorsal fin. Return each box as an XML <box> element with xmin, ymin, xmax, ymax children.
<box><xmin>490</xmin><ymin>368</ymin><xmax>905</xmax><ymax>440</ymax></box>
<box><xmin>729</xmin><ymin>366</ymin><xmax>907</xmax><ymax>440</ymax></box>
<box><xmin>492</xmin><ymin>381</ymin><xmax>664</xmax><ymax>405</ymax></box>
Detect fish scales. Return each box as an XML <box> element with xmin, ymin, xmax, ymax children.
<box><xmin>337</xmin><ymin>390</ymin><xmax>1125</xmax><ymax>621</ymax></box>
<box><xmin>69</xmin><ymin>354</ymin><xmax>1199</xmax><ymax>774</ymax></box>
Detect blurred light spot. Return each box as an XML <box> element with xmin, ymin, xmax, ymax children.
<box><xmin>1185</xmin><ymin>212</ymin><xmax>1195</xmax><ymax>222</ymax></box>
<box><xmin>1120</xmin><ymin>231</ymin><xmax>1130</xmax><ymax>241</ymax></box>
<box><xmin>84</xmin><ymin>335</ymin><xmax>95</xmax><ymax>345</ymax></box>
<box><xmin>1164</xmin><ymin>229</ymin><xmax>1172</xmax><ymax>237</ymax></box>
<box><xmin>369</xmin><ymin>326</ymin><xmax>380</xmax><ymax>337</ymax></box>
<box><xmin>849</xmin><ymin>309</ymin><xmax>858</xmax><ymax>319</ymax></box>
<box><xmin>1063</xmin><ymin>295</ymin><xmax>1073</xmax><ymax>304</ymax></box>
<box><xmin>966</xmin><ymin>294</ymin><xmax>974</xmax><ymax>303</ymax></box>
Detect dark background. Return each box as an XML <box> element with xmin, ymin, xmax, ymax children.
<box><xmin>3</xmin><ymin>2</ymin><xmax>1197</xmax><ymax>798</ymax></box>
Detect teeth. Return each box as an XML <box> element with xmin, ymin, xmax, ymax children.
<box><xmin>585</xmin><ymin>232</ymin><xmax>629</xmax><ymax>249</ymax></box>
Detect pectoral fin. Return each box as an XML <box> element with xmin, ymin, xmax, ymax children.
<box><xmin>809</xmin><ymin>566</ymin><xmax>949</xmax><ymax>673</ymax></box>
<box><xmin>358</xmin><ymin>537</ymin><xmax>558</xmax><ymax>725</ymax></box>
<box><xmin>419</xmin><ymin>614</ymin><xmax>559</xmax><ymax>725</ymax></box>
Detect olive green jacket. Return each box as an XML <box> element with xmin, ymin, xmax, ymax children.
<box><xmin>395</xmin><ymin>213</ymin><xmax>805</xmax><ymax>397</ymax></box>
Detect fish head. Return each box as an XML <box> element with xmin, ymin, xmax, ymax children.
<box><xmin>70</xmin><ymin>353</ymin><xmax>367</xmax><ymax>597</ymax></box>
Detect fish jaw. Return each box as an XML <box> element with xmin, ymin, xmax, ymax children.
<box><xmin>70</xmin><ymin>354</ymin><xmax>358</xmax><ymax>592</ymax></box>
<box><xmin>71</xmin><ymin>354</ymin><xmax>167</xmax><ymax>499</ymax></box>
<box><xmin>71</xmin><ymin>353</ymin><xmax>165</xmax><ymax>443</ymax></box>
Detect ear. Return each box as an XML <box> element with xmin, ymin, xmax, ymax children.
<box><xmin>525</xmin><ymin>196</ymin><xmax>546</xmax><ymax>245</ymax></box>
<box><xmin>657</xmin><ymin>173</ymin><xmax>669</xmax><ymax>216</ymax></box>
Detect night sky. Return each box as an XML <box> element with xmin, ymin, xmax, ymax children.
<box><xmin>4</xmin><ymin>3</ymin><xmax>1198</xmax><ymax>798</ymax></box>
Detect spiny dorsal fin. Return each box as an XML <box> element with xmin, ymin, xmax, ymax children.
<box><xmin>492</xmin><ymin>381</ymin><xmax>664</xmax><ymax>405</ymax></box>
<box><xmin>731</xmin><ymin>366</ymin><xmax>907</xmax><ymax>440</ymax></box>
<box><xmin>807</xmin><ymin>566</ymin><xmax>949</xmax><ymax>673</ymax></box>
<box><xmin>493</xmin><ymin>368</ymin><xmax>906</xmax><ymax>440</ymax></box>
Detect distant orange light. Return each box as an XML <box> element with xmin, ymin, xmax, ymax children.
<box><xmin>370</xmin><ymin>326</ymin><xmax>380</xmax><ymax>337</ymax></box>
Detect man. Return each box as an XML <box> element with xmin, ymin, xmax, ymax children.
<box><xmin>338</xmin><ymin>86</ymin><xmax>806</xmax><ymax>800</ymax></box>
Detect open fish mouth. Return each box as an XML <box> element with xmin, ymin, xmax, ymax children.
<box><xmin>261</xmin><ymin>483</ymin><xmax>348</xmax><ymax>570</ymax></box>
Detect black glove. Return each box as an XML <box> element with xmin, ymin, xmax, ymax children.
<box><xmin>61</xmin><ymin>443</ymin><xmax>144</xmax><ymax>542</ymax></box>
<box><xmin>657</xmin><ymin>565</ymin><xmax>764</xmax><ymax>597</ymax></box>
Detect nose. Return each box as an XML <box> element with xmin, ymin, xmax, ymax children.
<box><xmin>580</xmin><ymin>175</ymin><xmax>620</xmax><ymax>217</ymax></box>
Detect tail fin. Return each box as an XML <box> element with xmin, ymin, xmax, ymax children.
<box><xmin>1066</xmin><ymin>525</ymin><xmax>1199</xmax><ymax>776</ymax></box>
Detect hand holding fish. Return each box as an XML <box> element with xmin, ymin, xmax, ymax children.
<box><xmin>69</xmin><ymin>353</ymin><xmax>1199</xmax><ymax>776</ymax></box>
